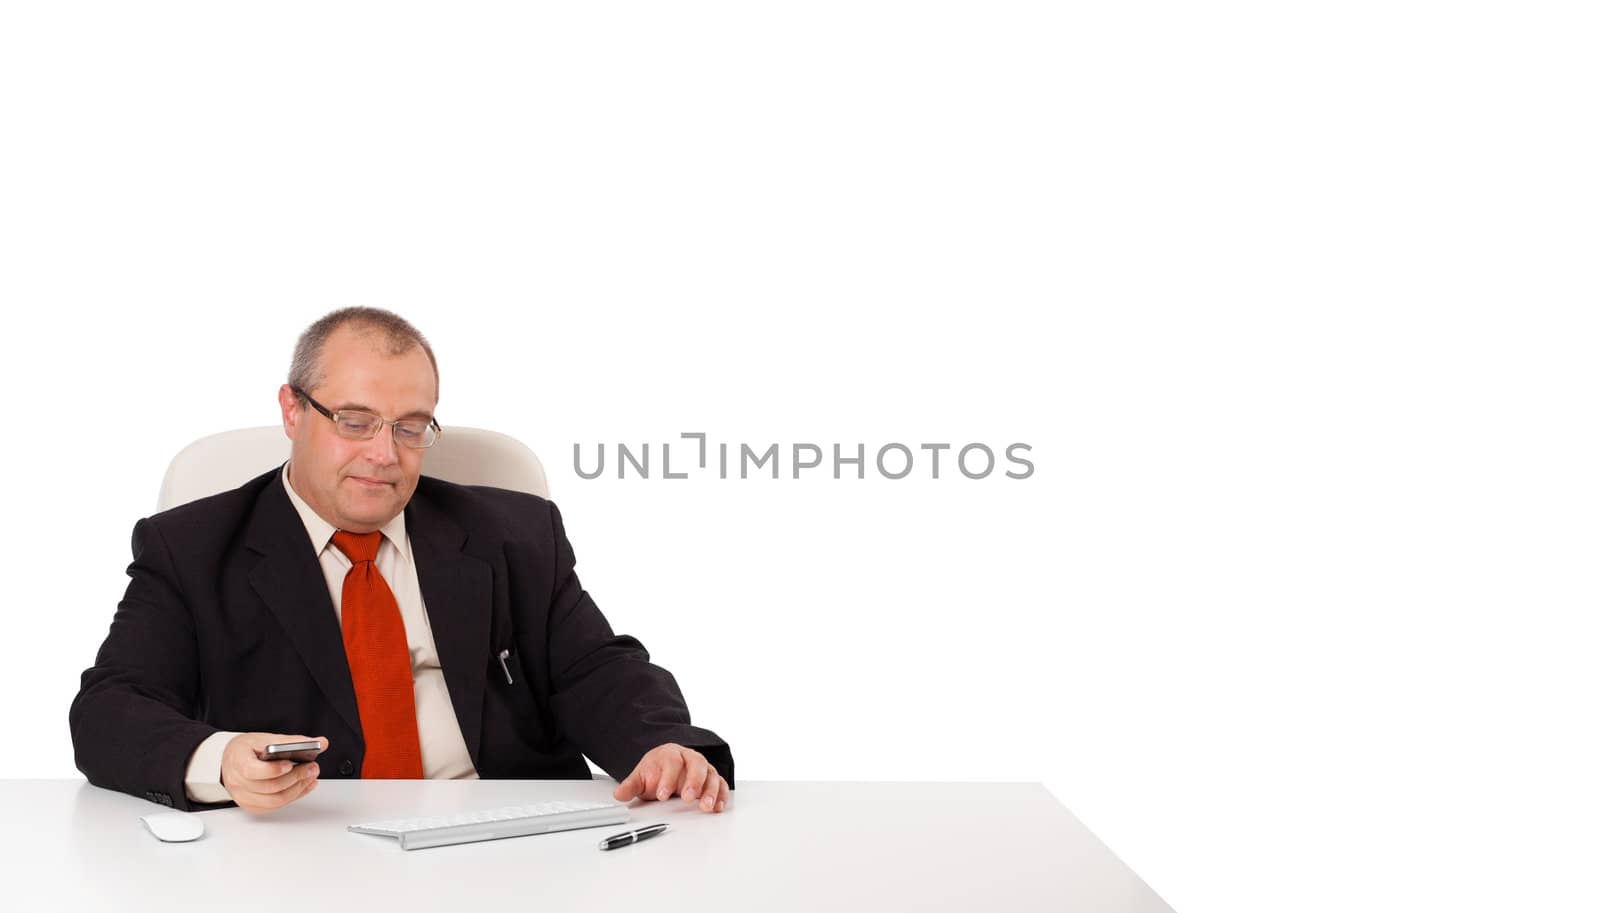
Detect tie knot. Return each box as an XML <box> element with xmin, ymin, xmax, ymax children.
<box><xmin>332</xmin><ymin>530</ymin><xmax>382</xmax><ymax>564</ymax></box>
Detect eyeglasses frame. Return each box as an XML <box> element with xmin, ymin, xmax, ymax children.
<box><xmin>290</xmin><ymin>385</ymin><xmax>443</xmax><ymax>449</ymax></box>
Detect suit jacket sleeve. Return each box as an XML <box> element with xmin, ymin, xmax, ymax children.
<box><xmin>69</xmin><ymin>517</ymin><xmax>222</xmax><ymax>811</ymax></box>
<box><xmin>540</xmin><ymin>501</ymin><xmax>735</xmax><ymax>788</ymax></box>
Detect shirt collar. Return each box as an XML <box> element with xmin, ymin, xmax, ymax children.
<box><xmin>280</xmin><ymin>461</ymin><xmax>412</xmax><ymax>563</ymax></box>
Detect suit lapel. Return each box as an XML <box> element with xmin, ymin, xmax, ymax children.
<box><xmin>406</xmin><ymin>488</ymin><xmax>494</xmax><ymax>769</ymax></box>
<box><xmin>244</xmin><ymin>478</ymin><xmax>362</xmax><ymax>736</ymax></box>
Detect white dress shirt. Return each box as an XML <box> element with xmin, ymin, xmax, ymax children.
<box><xmin>183</xmin><ymin>462</ymin><xmax>478</xmax><ymax>802</ymax></box>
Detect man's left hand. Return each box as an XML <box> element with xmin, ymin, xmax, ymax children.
<box><xmin>612</xmin><ymin>743</ymin><xmax>728</xmax><ymax>813</ymax></box>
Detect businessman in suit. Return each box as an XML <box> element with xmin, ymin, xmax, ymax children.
<box><xmin>70</xmin><ymin>308</ymin><xmax>732</xmax><ymax>814</ymax></box>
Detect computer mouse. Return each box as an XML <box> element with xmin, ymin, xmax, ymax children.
<box><xmin>141</xmin><ymin>811</ymin><xmax>206</xmax><ymax>842</ymax></box>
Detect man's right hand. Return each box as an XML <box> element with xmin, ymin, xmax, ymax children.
<box><xmin>220</xmin><ymin>733</ymin><xmax>327</xmax><ymax>813</ymax></box>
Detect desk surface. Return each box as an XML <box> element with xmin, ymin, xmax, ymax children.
<box><xmin>3</xmin><ymin>779</ymin><xmax>1171</xmax><ymax>912</ymax></box>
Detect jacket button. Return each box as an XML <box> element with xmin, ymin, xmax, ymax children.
<box><xmin>339</xmin><ymin>759</ymin><xmax>355</xmax><ymax>776</ymax></box>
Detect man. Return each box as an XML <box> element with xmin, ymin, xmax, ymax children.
<box><xmin>70</xmin><ymin>307</ymin><xmax>732</xmax><ymax>814</ymax></box>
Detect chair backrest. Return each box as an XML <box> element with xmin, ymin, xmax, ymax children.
<box><xmin>157</xmin><ymin>426</ymin><xmax>550</xmax><ymax>511</ymax></box>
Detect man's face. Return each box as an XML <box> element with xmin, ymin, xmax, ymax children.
<box><xmin>277</xmin><ymin>326</ymin><xmax>438</xmax><ymax>533</ymax></box>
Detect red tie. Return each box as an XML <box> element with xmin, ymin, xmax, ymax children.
<box><xmin>332</xmin><ymin>530</ymin><xmax>423</xmax><ymax>779</ymax></box>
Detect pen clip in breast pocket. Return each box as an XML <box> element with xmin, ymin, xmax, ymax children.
<box><xmin>496</xmin><ymin>647</ymin><xmax>516</xmax><ymax>685</ymax></box>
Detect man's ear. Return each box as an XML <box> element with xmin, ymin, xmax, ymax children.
<box><xmin>277</xmin><ymin>384</ymin><xmax>301</xmax><ymax>440</ymax></box>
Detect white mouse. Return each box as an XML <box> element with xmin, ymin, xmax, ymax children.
<box><xmin>141</xmin><ymin>811</ymin><xmax>205</xmax><ymax>842</ymax></box>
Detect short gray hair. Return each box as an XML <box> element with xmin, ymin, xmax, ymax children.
<box><xmin>288</xmin><ymin>307</ymin><xmax>439</xmax><ymax>404</ymax></box>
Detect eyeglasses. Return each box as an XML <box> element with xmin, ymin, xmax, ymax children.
<box><xmin>292</xmin><ymin>386</ymin><xmax>442</xmax><ymax>449</ymax></box>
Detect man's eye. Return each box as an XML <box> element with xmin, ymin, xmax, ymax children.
<box><xmin>339</xmin><ymin>418</ymin><xmax>377</xmax><ymax>434</ymax></box>
<box><xmin>395</xmin><ymin>425</ymin><xmax>424</xmax><ymax>440</ymax></box>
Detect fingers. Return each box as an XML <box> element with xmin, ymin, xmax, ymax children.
<box><xmin>671</xmin><ymin>749</ymin><xmax>727</xmax><ymax>812</ymax></box>
<box><xmin>243</xmin><ymin>769</ymin><xmax>319</xmax><ymax>812</ymax></box>
<box><xmin>615</xmin><ymin>744</ymin><xmax>728</xmax><ymax>809</ymax></box>
<box><xmin>696</xmin><ymin>774</ymin><xmax>724</xmax><ymax>813</ymax></box>
<box><xmin>223</xmin><ymin>732</ymin><xmax>326</xmax><ymax>814</ymax></box>
<box><xmin>680</xmin><ymin>754</ymin><xmax>710</xmax><ymax>803</ymax></box>
<box><xmin>612</xmin><ymin>770</ymin><xmax>643</xmax><ymax>802</ymax></box>
<box><xmin>257</xmin><ymin>760</ymin><xmax>321</xmax><ymax>795</ymax></box>
<box><xmin>229</xmin><ymin>761</ymin><xmax>320</xmax><ymax>813</ymax></box>
<box><xmin>241</xmin><ymin>755</ymin><xmax>297</xmax><ymax>781</ymax></box>
<box><xmin>655</xmin><ymin>750</ymin><xmax>684</xmax><ymax>801</ymax></box>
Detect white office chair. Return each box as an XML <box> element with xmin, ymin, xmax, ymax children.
<box><xmin>157</xmin><ymin>425</ymin><xmax>550</xmax><ymax>511</ymax></box>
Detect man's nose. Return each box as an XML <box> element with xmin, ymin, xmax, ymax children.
<box><xmin>361</xmin><ymin>423</ymin><xmax>400</xmax><ymax>465</ymax></box>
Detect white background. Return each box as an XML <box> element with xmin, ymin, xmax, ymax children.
<box><xmin>2</xmin><ymin>3</ymin><xmax>1596</xmax><ymax>911</ymax></box>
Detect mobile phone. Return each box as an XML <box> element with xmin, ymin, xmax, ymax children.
<box><xmin>262</xmin><ymin>740</ymin><xmax>325</xmax><ymax>763</ymax></box>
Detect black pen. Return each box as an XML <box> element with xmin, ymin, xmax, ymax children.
<box><xmin>598</xmin><ymin>823</ymin><xmax>670</xmax><ymax>850</ymax></box>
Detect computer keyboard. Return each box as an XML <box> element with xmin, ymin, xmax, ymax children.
<box><xmin>348</xmin><ymin>799</ymin><xmax>630</xmax><ymax>850</ymax></box>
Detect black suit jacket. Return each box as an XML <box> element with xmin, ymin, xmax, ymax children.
<box><xmin>70</xmin><ymin>466</ymin><xmax>732</xmax><ymax>810</ymax></box>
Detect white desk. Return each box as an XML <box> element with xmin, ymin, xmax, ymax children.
<box><xmin>3</xmin><ymin>779</ymin><xmax>1171</xmax><ymax>912</ymax></box>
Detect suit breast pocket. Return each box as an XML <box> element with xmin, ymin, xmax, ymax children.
<box><xmin>493</xmin><ymin>645</ymin><xmax>518</xmax><ymax>686</ymax></box>
<box><xmin>484</xmin><ymin>644</ymin><xmax>561</xmax><ymax>752</ymax></box>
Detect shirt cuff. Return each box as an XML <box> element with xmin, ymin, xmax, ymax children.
<box><xmin>184</xmin><ymin>731</ymin><xmax>241</xmax><ymax>805</ymax></box>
